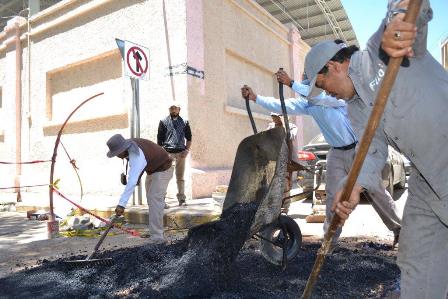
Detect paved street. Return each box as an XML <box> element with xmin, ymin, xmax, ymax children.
<box><xmin>289</xmin><ymin>186</ymin><xmax>407</xmax><ymax>241</ymax></box>
<box><xmin>0</xmin><ymin>183</ymin><xmax>407</xmax><ymax>279</ymax></box>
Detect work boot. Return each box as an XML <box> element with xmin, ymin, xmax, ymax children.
<box><xmin>327</xmin><ymin>243</ymin><xmax>340</xmax><ymax>255</ymax></box>
<box><xmin>318</xmin><ymin>241</ymin><xmax>339</xmax><ymax>255</ymax></box>
<box><xmin>177</xmin><ymin>194</ymin><xmax>187</xmax><ymax>206</ymax></box>
<box><xmin>392</xmin><ymin>233</ymin><xmax>400</xmax><ymax>249</ymax></box>
<box><xmin>148</xmin><ymin>238</ymin><xmax>166</xmax><ymax>245</ymax></box>
<box><xmin>140</xmin><ymin>230</ymin><xmax>151</xmax><ymax>238</ymax></box>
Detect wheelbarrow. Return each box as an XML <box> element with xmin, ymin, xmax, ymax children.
<box><xmin>222</xmin><ymin>80</ymin><xmax>314</xmax><ymax>268</ymax></box>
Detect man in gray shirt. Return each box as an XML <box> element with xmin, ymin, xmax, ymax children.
<box><xmin>303</xmin><ymin>0</ymin><xmax>448</xmax><ymax>297</ymax></box>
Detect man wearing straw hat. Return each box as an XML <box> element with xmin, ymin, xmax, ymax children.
<box><xmin>106</xmin><ymin>134</ymin><xmax>173</xmax><ymax>244</ymax></box>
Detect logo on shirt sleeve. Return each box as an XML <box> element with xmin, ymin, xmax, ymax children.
<box><xmin>369</xmin><ymin>64</ymin><xmax>386</xmax><ymax>91</ymax></box>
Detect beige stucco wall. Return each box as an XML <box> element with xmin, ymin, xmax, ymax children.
<box><xmin>0</xmin><ymin>51</ymin><xmax>5</xmax><ymax>143</ymax></box>
<box><xmin>0</xmin><ymin>0</ymin><xmax>191</xmax><ymax>204</ymax></box>
<box><xmin>188</xmin><ymin>0</ymin><xmax>314</xmax><ymax>197</ymax></box>
<box><xmin>0</xmin><ymin>24</ymin><xmax>21</xmax><ymax>192</ymax></box>
<box><xmin>0</xmin><ymin>0</ymin><xmax>317</xmax><ymax>207</ymax></box>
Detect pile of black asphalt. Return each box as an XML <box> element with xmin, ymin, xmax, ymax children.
<box><xmin>1</xmin><ymin>230</ymin><xmax>399</xmax><ymax>298</ymax></box>
<box><xmin>2</xmin><ymin>128</ymin><xmax>401</xmax><ymax>298</ymax></box>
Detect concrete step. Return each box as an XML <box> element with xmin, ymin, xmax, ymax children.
<box><xmin>14</xmin><ymin>196</ymin><xmax>222</xmax><ymax>229</ymax></box>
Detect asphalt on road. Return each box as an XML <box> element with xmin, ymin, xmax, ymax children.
<box><xmin>0</xmin><ymin>185</ymin><xmax>408</xmax><ymax>298</ymax></box>
<box><xmin>0</xmin><ymin>236</ymin><xmax>399</xmax><ymax>298</ymax></box>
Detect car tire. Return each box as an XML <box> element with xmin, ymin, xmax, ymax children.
<box><xmin>387</xmin><ymin>166</ymin><xmax>394</xmax><ymax>198</ymax></box>
<box><xmin>397</xmin><ymin>164</ymin><xmax>406</xmax><ymax>189</ymax></box>
<box><xmin>259</xmin><ymin>215</ymin><xmax>302</xmax><ymax>266</ymax></box>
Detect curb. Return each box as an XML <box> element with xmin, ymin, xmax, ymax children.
<box><xmin>0</xmin><ymin>203</ymin><xmax>16</xmax><ymax>212</ymax></box>
<box><xmin>14</xmin><ymin>202</ymin><xmax>221</xmax><ymax>230</ymax></box>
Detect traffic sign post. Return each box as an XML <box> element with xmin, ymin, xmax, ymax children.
<box><xmin>130</xmin><ymin>77</ymin><xmax>142</xmax><ymax>205</ymax></box>
<box><xmin>116</xmin><ymin>38</ymin><xmax>150</xmax><ymax>205</ymax></box>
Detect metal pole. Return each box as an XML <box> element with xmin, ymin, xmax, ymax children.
<box><xmin>134</xmin><ymin>79</ymin><xmax>142</xmax><ymax>205</ymax></box>
<box><xmin>130</xmin><ymin>78</ymin><xmax>136</xmax><ymax>206</ymax></box>
<box><xmin>130</xmin><ymin>78</ymin><xmax>143</xmax><ymax>205</ymax></box>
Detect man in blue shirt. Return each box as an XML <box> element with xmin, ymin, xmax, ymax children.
<box><xmin>241</xmin><ymin>70</ymin><xmax>401</xmax><ymax>249</ymax></box>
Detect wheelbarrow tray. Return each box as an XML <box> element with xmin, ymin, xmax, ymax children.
<box><xmin>222</xmin><ymin>126</ymin><xmax>289</xmax><ymax>235</ymax></box>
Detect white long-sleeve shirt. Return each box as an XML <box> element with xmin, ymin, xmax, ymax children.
<box><xmin>118</xmin><ymin>146</ymin><xmax>147</xmax><ymax>207</ymax></box>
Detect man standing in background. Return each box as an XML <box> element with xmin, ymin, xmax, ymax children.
<box><xmin>157</xmin><ymin>102</ymin><xmax>192</xmax><ymax>206</ymax></box>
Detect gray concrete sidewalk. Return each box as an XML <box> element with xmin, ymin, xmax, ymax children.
<box><xmin>2</xmin><ymin>191</ymin><xmax>222</xmax><ymax>228</ymax></box>
<box><xmin>288</xmin><ymin>187</ymin><xmax>407</xmax><ymax>241</ymax></box>
<box><xmin>1</xmin><ymin>184</ymin><xmax>407</xmax><ymax>241</ymax></box>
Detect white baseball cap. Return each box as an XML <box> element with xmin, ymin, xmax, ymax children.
<box><xmin>304</xmin><ymin>40</ymin><xmax>347</xmax><ymax>98</ymax></box>
<box><xmin>168</xmin><ymin>102</ymin><xmax>181</xmax><ymax>108</ymax></box>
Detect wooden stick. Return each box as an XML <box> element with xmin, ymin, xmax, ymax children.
<box><xmin>300</xmin><ymin>1</ymin><xmax>422</xmax><ymax>298</ymax></box>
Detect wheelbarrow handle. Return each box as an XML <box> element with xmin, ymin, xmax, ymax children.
<box><xmin>245</xmin><ymin>97</ymin><xmax>258</xmax><ymax>134</ymax></box>
<box><xmin>278</xmin><ymin>68</ymin><xmax>293</xmax><ymax>164</ymax></box>
<box><xmin>278</xmin><ymin>68</ymin><xmax>291</xmax><ymax>143</ymax></box>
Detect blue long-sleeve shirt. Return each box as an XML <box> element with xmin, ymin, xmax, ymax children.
<box><xmin>255</xmin><ymin>82</ymin><xmax>357</xmax><ymax>147</ymax></box>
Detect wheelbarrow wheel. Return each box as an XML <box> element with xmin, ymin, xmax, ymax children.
<box><xmin>259</xmin><ymin>215</ymin><xmax>302</xmax><ymax>266</ymax></box>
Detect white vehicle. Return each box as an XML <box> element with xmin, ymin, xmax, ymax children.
<box><xmin>298</xmin><ymin>134</ymin><xmax>407</xmax><ymax>200</ymax></box>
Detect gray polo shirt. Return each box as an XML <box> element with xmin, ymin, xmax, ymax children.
<box><xmin>347</xmin><ymin>0</ymin><xmax>448</xmax><ymax>199</ymax></box>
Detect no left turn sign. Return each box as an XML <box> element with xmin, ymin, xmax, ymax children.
<box><xmin>124</xmin><ymin>41</ymin><xmax>149</xmax><ymax>80</ymax></box>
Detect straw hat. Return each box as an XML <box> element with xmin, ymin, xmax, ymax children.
<box><xmin>106</xmin><ymin>134</ymin><xmax>132</xmax><ymax>158</ymax></box>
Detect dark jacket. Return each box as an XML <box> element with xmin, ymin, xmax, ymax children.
<box><xmin>157</xmin><ymin>116</ymin><xmax>192</xmax><ymax>153</ymax></box>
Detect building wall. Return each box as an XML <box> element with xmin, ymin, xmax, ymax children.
<box><xmin>0</xmin><ymin>19</ymin><xmax>22</xmax><ymax>192</ymax></box>
<box><xmin>0</xmin><ymin>0</ymin><xmax>315</xmax><ymax>205</ymax></box>
<box><xmin>0</xmin><ymin>49</ymin><xmax>5</xmax><ymax>143</ymax></box>
<box><xmin>0</xmin><ymin>0</ymin><xmax>190</xmax><ymax>204</ymax></box>
<box><xmin>187</xmin><ymin>0</ymin><xmax>312</xmax><ymax>197</ymax></box>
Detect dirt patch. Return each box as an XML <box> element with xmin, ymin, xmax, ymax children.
<box><xmin>1</xmin><ymin>235</ymin><xmax>399</xmax><ymax>298</ymax></box>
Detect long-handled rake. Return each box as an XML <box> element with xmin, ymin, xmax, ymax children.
<box><xmin>64</xmin><ymin>218</ymin><xmax>116</xmax><ymax>267</ymax></box>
